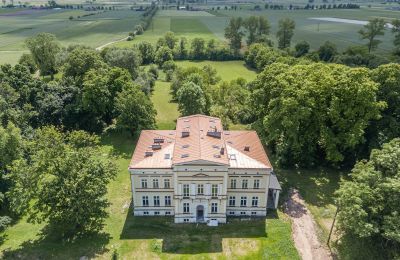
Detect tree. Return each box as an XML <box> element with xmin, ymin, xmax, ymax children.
<box><xmin>176</xmin><ymin>81</ymin><xmax>206</xmax><ymax>116</ymax></box>
<box><xmin>392</xmin><ymin>19</ymin><xmax>400</xmax><ymax>56</ymax></box>
<box><xmin>155</xmin><ymin>46</ymin><xmax>173</xmax><ymax>67</ymax></box>
<box><xmin>257</xmin><ymin>16</ymin><xmax>270</xmax><ymax>36</ymax></box>
<box><xmin>276</xmin><ymin>18</ymin><xmax>295</xmax><ymax>49</ymax></box>
<box><xmin>190</xmin><ymin>38</ymin><xmax>206</xmax><ymax>60</ymax></box>
<box><xmin>64</xmin><ymin>46</ymin><xmax>104</xmax><ymax>83</ymax></box>
<box><xmin>318</xmin><ymin>41</ymin><xmax>337</xmax><ymax>62</ymax></box>
<box><xmin>163</xmin><ymin>31</ymin><xmax>178</xmax><ymax>49</ymax></box>
<box><xmin>335</xmin><ymin>138</ymin><xmax>400</xmax><ymax>259</ymax></box>
<box><xmin>174</xmin><ymin>37</ymin><xmax>188</xmax><ymax>60</ymax></box>
<box><xmin>224</xmin><ymin>17</ymin><xmax>243</xmax><ymax>54</ymax></box>
<box><xmin>369</xmin><ymin>64</ymin><xmax>400</xmax><ymax>147</ymax></box>
<box><xmin>136</xmin><ymin>41</ymin><xmax>155</xmax><ymax>64</ymax></box>
<box><xmin>103</xmin><ymin>47</ymin><xmax>142</xmax><ymax>78</ymax></box>
<box><xmin>0</xmin><ymin>122</ymin><xmax>22</xmax><ymax>231</ymax></box>
<box><xmin>244</xmin><ymin>16</ymin><xmax>259</xmax><ymax>45</ymax></box>
<box><xmin>135</xmin><ymin>24</ymin><xmax>144</xmax><ymax>35</ymax></box>
<box><xmin>25</xmin><ymin>33</ymin><xmax>60</xmax><ymax>79</ymax></box>
<box><xmin>359</xmin><ymin>18</ymin><xmax>386</xmax><ymax>53</ymax></box>
<box><xmin>18</xmin><ymin>53</ymin><xmax>37</xmax><ymax>74</ymax></box>
<box><xmin>82</xmin><ymin>67</ymin><xmax>132</xmax><ymax>126</ymax></box>
<box><xmin>115</xmin><ymin>85</ymin><xmax>156</xmax><ymax>134</ymax></box>
<box><xmin>7</xmin><ymin>127</ymin><xmax>117</xmax><ymax>238</ymax></box>
<box><xmin>250</xmin><ymin>62</ymin><xmax>384</xmax><ymax>166</ymax></box>
<box><xmin>294</xmin><ymin>41</ymin><xmax>310</xmax><ymax>57</ymax></box>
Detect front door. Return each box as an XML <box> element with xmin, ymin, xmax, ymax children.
<box><xmin>196</xmin><ymin>205</ymin><xmax>204</xmax><ymax>222</ymax></box>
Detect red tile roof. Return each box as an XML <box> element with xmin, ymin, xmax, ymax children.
<box><xmin>129</xmin><ymin>115</ymin><xmax>272</xmax><ymax>170</ymax></box>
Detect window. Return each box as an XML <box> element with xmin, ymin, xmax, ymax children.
<box><xmin>141</xmin><ymin>179</ymin><xmax>147</xmax><ymax>188</ymax></box>
<box><xmin>197</xmin><ymin>184</ymin><xmax>204</xmax><ymax>195</ymax></box>
<box><xmin>211</xmin><ymin>184</ymin><xmax>218</xmax><ymax>197</ymax></box>
<box><xmin>165</xmin><ymin>211</ymin><xmax>171</xmax><ymax>215</ymax></box>
<box><xmin>251</xmin><ymin>212</ymin><xmax>257</xmax><ymax>215</ymax></box>
<box><xmin>153</xmin><ymin>179</ymin><xmax>159</xmax><ymax>188</ymax></box>
<box><xmin>252</xmin><ymin>196</ymin><xmax>258</xmax><ymax>207</ymax></box>
<box><xmin>230</xmin><ymin>179</ymin><xmax>236</xmax><ymax>189</ymax></box>
<box><xmin>253</xmin><ymin>179</ymin><xmax>260</xmax><ymax>189</ymax></box>
<box><xmin>183</xmin><ymin>184</ymin><xmax>189</xmax><ymax>197</ymax></box>
<box><xmin>229</xmin><ymin>211</ymin><xmax>235</xmax><ymax>215</ymax></box>
<box><xmin>240</xmin><ymin>196</ymin><xmax>247</xmax><ymax>207</ymax></box>
<box><xmin>240</xmin><ymin>211</ymin><xmax>246</xmax><ymax>215</ymax></box>
<box><xmin>165</xmin><ymin>196</ymin><xmax>171</xmax><ymax>206</ymax></box>
<box><xmin>154</xmin><ymin>211</ymin><xmax>160</xmax><ymax>215</ymax></box>
<box><xmin>242</xmin><ymin>179</ymin><xmax>248</xmax><ymax>189</ymax></box>
<box><xmin>154</xmin><ymin>196</ymin><xmax>160</xmax><ymax>207</ymax></box>
<box><xmin>164</xmin><ymin>179</ymin><xmax>170</xmax><ymax>188</ymax></box>
<box><xmin>143</xmin><ymin>211</ymin><xmax>149</xmax><ymax>215</ymax></box>
<box><xmin>211</xmin><ymin>203</ymin><xmax>218</xmax><ymax>213</ymax></box>
<box><xmin>183</xmin><ymin>203</ymin><xmax>189</xmax><ymax>213</ymax></box>
<box><xmin>229</xmin><ymin>196</ymin><xmax>236</xmax><ymax>207</ymax></box>
<box><xmin>183</xmin><ymin>218</ymin><xmax>189</xmax><ymax>223</ymax></box>
<box><xmin>142</xmin><ymin>196</ymin><xmax>149</xmax><ymax>206</ymax></box>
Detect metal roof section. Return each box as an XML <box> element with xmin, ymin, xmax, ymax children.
<box><xmin>269</xmin><ymin>173</ymin><xmax>282</xmax><ymax>190</ymax></box>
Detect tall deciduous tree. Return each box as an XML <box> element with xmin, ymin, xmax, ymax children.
<box><xmin>244</xmin><ymin>16</ymin><xmax>259</xmax><ymax>45</ymax></box>
<box><xmin>176</xmin><ymin>81</ymin><xmax>206</xmax><ymax>116</ymax></box>
<box><xmin>224</xmin><ymin>17</ymin><xmax>244</xmax><ymax>54</ymax></box>
<box><xmin>276</xmin><ymin>18</ymin><xmax>295</xmax><ymax>49</ymax></box>
<box><xmin>250</xmin><ymin>62</ymin><xmax>384</xmax><ymax>166</ymax></box>
<box><xmin>115</xmin><ymin>85</ymin><xmax>156</xmax><ymax>134</ymax></box>
<box><xmin>7</xmin><ymin>127</ymin><xmax>117</xmax><ymax>238</ymax></box>
<box><xmin>335</xmin><ymin>138</ymin><xmax>400</xmax><ymax>259</ymax></box>
<box><xmin>136</xmin><ymin>41</ymin><xmax>155</xmax><ymax>64</ymax></box>
<box><xmin>392</xmin><ymin>19</ymin><xmax>400</xmax><ymax>56</ymax></box>
<box><xmin>25</xmin><ymin>33</ymin><xmax>60</xmax><ymax>79</ymax></box>
<box><xmin>103</xmin><ymin>47</ymin><xmax>142</xmax><ymax>78</ymax></box>
<box><xmin>359</xmin><ymin>18</ymin><xmax>386</xmax><ymax>53</ymax></box>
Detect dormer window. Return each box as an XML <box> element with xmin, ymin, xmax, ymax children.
<box><xmin>182</xmin><ymin>131</ymin><xmax>190</xmax><ymax>138</ymax></box>
<box><xmin>244</xmin><ymin>146</ymin><xmax>250</xmax><ymax>152</ymax></box>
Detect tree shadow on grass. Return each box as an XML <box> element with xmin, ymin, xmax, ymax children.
<box><xmin>1</xmin><ymin>227</ymin><xmax>111</xmax><ymax>259</ymax></box>
<box><xmin>277</xmin><ymin>167</ymin><xmax>347</xmax><ymax>208</ymax></box>
<box><xmin>100</xmin><ymin>129</ymin><xmax>139</xmax><ymax>159</ymax></box>
<box><xmin>120</xmin><ymin>203</ymin><xmax>275</xmax><ymax>254</ymax></box>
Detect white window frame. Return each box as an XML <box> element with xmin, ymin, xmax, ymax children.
<box><xmin>154</xmin><ymin>196</ymin><xmax>160</xmax><ymax>207</ymax></box>
<box><xmin>142</xmin><ymin>196</ymin><xmax>149</xmax><ymax>207</ymax></box>
<box><xmin>230</xmin><ymin>179</ymin><xmax>236</xmax><ymax>189</ymax></box>
<box><xmin>197</xmin><ymin>184</ymin><xmax>204</xmax><ymax>195</ymax></box>
<box><xmin>229</xmin><ymin>196</ymin><xmax>235</xmax><ymax>206</ymax></box>
<box><xmin>242</xmin><ymin>179</ymin><xmax>248</xmax><ymax>189</ymax></box>
<box><xmin>252</xmin><ymin>196</ymin><xmax>258</xmax><ymax>207</ymax></box>
<box><xmin>211</xmin><ymin>202</ymin><xmax>218</xmax><ymax>213</ymax></box>
<box><xmin>153</xmin><ymin>179</ymin><xmax>159</xmax><ymax>189</ymax></box>
<box><xmin>164</xmin><ymin>179</ymin><xmax>170</xmax><ymax>189</ymax></box>
<box><xmin>211</xmin><ymin>184</ymin><xmax>218</xmax><ymax>197</ymax></box>
<box><xmin>183</xmin><ymin>202</ymin><xmax>190</xmax><ymax>213</ymax></box>
<box><xmin>253</xmin><ymin>179</ymin><xmax>260</xmax><ymax>189</ymax></box>
<box><xmin>183</xmin><ymin>184</ymin><xmax>190</xmax><ymax>197</ymax></box>
<box><xmin>141</xmin><ymin>179</ymin><xmax>147</xmax><ymax>188</ymax></box>
<box><xmin>165</xmin><ymin>195</ymin><xmax>171</xmax><ymax>206</ymax></box>
<box><xmin>240</xmin><ymin>196</ymin><xmax>247</xmax><ymax>207</ymax></box>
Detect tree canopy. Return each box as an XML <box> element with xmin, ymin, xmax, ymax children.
<box><xmin>336</xmin><ymin>138</ymin><xmax>400</xmax><ymax>259</ymax></box>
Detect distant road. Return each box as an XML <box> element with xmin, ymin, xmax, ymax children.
<box><xmin>309</xmin><ymin>17</ymin><xmax>394</xmax><ymax>29</ymax></box>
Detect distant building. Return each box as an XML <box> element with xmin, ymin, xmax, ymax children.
<box><xmin>129</xmin><ymin>115</ymin><xmax>281</xmax><ymax>224</ymax></box>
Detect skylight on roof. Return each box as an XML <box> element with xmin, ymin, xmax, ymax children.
<box><xmin>181</xmin><ymin>154</ymin><xmax>189</xmax><ymax>158</ymax></box>
<box><xmin>164</xmin><ymin>154</ymin><xmax>170</xmax><ymax>159</ymax></box>
<box><xmin>229</xmin><ymin>154</ymin><xmax>236</xmax><ymax>160</ymax></box>
<box><xmin>182</xmin><ymin>144</ymin><xmax>189</xmax><ymax>148</ymax></box>
<box><xmin>212</xmin><ymin>145</ymin><xmax>220</xmax><ymax>149</ymax></box>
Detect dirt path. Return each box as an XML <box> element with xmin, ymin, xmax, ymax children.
<box><xmin>95</xmin><ymin>36</ymin><xmax>129</xmax><ymax>51</ymax></box>
<box><xmin>284</xmin><ymin>188</ymin><xmax>332</xmax><ymax>260</ymax></box>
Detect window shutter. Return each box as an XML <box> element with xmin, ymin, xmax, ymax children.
<box><xmin>190</xmin><ymin>184</ymin><xmax>196</xmax><ymax>196</ymax></box>
<box><xmin>205</xmin><ymin>184</ymin><xmax>211</xmax><ymax>195</ymax></box>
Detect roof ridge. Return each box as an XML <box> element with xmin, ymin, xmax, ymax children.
<box><xmin>147</xmin><ymin>130</ymin><xmax>176</xmax><ymax>140</ymax></box>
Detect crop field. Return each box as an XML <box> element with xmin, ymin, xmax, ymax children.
<box><xmin>118</xmin><ymin>6</ymin><xmax>397</xmax><ymax>55</ymax></box>
<box><xmin>0</xmin><ymin>8</ymin><xmax>144</xmax><ymax>64</ymax></box>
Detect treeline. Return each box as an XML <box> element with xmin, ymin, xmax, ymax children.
<box><xmin>127</xmin><ymin>3</ymin><xmax>158</xmax><ymax>40</ymax></box>
<box><xmin>224</xmin><ymin>16</ymin><xmax>400</xmax><ymax>68</ymax></box>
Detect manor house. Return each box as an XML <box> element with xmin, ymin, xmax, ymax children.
<box><xmin>128</xmin><ymin>115</ymin><xmax>281</xmax><ymax>223</ymax></box>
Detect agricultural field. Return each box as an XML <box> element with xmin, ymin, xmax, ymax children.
<box><xmin>117</xmin><ymin>6</ymin><xmax>398</xmax><ymax>55</ymax></box>
<box><xmin>0</xmin><ymin>8</ymin><xmax>143</xmax><ymax>64</ymax></box>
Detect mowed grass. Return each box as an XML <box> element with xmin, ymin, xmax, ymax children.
<box><xmin>0</xmin><ymin>9</ymin><xmax>144</xmax><ymax>64</ymax></box>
